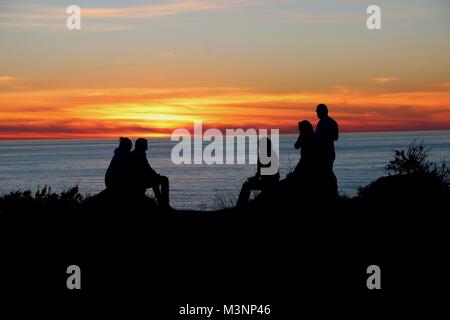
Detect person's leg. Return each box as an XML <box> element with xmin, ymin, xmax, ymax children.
<box><xmin>158</xmin><ymin>175</ymin><xmax>170</xmax><ymax>207</ymax></box>
<box><xmin>327</xmin><ymin>154</ymin><xmax>338</xmax><ymax>197</ymax></box>
<box><xmin>236</xmin><ymin>181</ymin><xmax>252</xmax><ymax>207</ymax></box>
<box><xmin>152</xmin><ymin>184</ymin><xmax>162</xmax><ymax>203</ymax></box>
<box><xmin>328</xmin><ymin>153</ymin><xmax>335</xmax><ymax>172</ymax></box>
<box><xmin>236</xmin><ymin>179</ymin><xmax>265</xmax><ymax>207</ymax></box>
<box><xmin>151</xmin><ymin>175</ymin><xmax>170</xmax><ymax>207</ymax></box>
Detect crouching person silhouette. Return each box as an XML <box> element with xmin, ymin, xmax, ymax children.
<box><xmin>105</xmin><ymin>137</ymin><xmax>132</xmax><ymax>192</ymax></box>
<box><xmin>236</xmin><ymin>137</ymin><xmax>279</xmax><ymax>208</ymax></box>
<box><xmin>129</xmin><ymin>138</ymin><xmax>170</xmax><ymax>209</ymax></box>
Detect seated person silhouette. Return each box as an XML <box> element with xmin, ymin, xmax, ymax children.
<box><xmin>280</xmin><ymin>120</ymin><xmax>320</xmax><ymax>200</ymax></box>
<box><xmin>291</xmin><ymin>120</ymin><xmax>318</xmax><ymax>179</ymax></box>
<box><xmin>105</xmin><ymin>137</ymin><xmax>132</xmax><ymax>191</ymax></box>
<box><xmin>236</xmin><ymin>137</ymin><xmax>280</xmax><ymax>208</ymax></box>
<box><xmin>128</xmin><ymin>138</ymin><xmax>170</xmax><ymax>208</ymax></box>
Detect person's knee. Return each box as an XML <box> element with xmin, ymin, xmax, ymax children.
<box><xmin>242</xmin><ymin>181</ymin><xmax>252</xmax><ymax>190</ymax></box>
<box><xmin>160</xmin><ymin>175</ymin><xmax>169</xmax><ymax>185</ymax></box>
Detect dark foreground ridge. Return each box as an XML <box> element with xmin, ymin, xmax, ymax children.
<box><xmin>0</xmin><ymin>145</ymin><xmax>449</xmax><ymax>314</ymax></box>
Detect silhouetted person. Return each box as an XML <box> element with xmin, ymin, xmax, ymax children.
<box><xmin>105</xmin><ymin>137</ymin><xmax>132</xmax><ymax>191</ymax></box>
<box><xmin>236</xmin><ymin>137</ymin><xmax>279</xmax><ymax>207</ymax></box>
<box><xmin>316</xmin><ymin>104</ymin><xmax>339</xmax><ymax>196</ymax></box>
<box><xmin>292</xmin><ymin>120</ymin><xmax>318</xmax><ymax>179</ymax></box>
<box><xmin>128</xmin><ymin>138</ymin><xmax>170</xmax><ymax>208</ymax></box>
<box><xmin>315</xmin><ymin>104</ymin><xmax>339</xmax><ymax>172</ymax></box>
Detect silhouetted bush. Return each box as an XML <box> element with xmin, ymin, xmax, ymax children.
<box><xmin>358</xmin><ymin>142</ymin><xmax>449</xmax><ymax>200</ymax></box>
<box><xmin>213</xmin><ymin>190</ymin><xmax>239</xmax><ymax>210</ymax></box>
<box><xmin>385</xmin><ymin>141</ymin><xmax>449</xmax><ymax>184</ymax></box>
<box><xmin>0</xmin><ymin>185</ymin><xmax>85</xmax><ymax>214</ymax></box>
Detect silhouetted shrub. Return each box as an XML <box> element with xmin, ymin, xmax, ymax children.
<box><xmin>213</xmin><ymin>190</ymin><xmax>237</xmax><ymax>210</ymax></box>
<box><xmin>358</xmin><ymin>141</ymin><xmax>449</xmax><ymax>199</ymax></box>
<box><xmin>385</xmin><ymin>141</ymin><xmax>449</xmax><ymax>184</ymax></box>
<box><xmin>0</xmin><ymin>185</ymin><xmax>85</xmax><ymax>214</ymax></box>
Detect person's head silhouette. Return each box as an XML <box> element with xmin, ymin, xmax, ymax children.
<box><xmin>316</xmin><ymin>104</ymin><xmax>329</xmax><ymax>120</ymax></box>
<box><xmin>118</xmin><ymin>137</ymin><xmax>132</xmax><ymax>151</ymax></box>
<box><xmin>135</xmin><ymin>138</ymin><xmax>148</xmax><ymax>151</ymax></box>
<box><xmin>298</xmin><ymin>120</ymin><xmax>314</xmax><ymax>139</ymax></box>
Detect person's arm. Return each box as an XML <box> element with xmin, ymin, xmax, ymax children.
<box><xmin>255</xmin><ymin>160</ymin><xmax>261</xmax><ymax>178</ymax></box>
<box><xmin>333</xmin><ymin>121</ymin><xmax>339</xmax><ymax>141</ymax></box>
<box><xmin>147</xmin><ymin>162</ymin><xmax>158</xmax><ymax>179</ymax></box>
<box><xmin>141</xmin><ymin>158</ymin><xmax>159</xmax><ymax>187</ymax></box>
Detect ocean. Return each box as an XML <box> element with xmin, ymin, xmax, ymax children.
<box><xmin>1</xmin><ymin>131</ymin><xmax>449</xmax><ymax>210</ymax></box>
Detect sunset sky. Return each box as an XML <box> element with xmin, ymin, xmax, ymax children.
<box><xmin>1</xmin><ymin>0</ymin><xmax>450</xmax><ymax>139</ymax></box>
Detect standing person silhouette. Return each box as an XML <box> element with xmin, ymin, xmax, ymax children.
<box><xmin>315</xmin><ymin>104</ymin><xmax>339</xmax><ymax>172</ymax></box>
<box><xmin>128</xmin><ymin>138</ymin><xmax>170</xmax><ymax>209</ymax></box>
<box><xmin>315</xmin><ymin>104</ymin><xmax>339</xmax><ymax>196</ymax></box>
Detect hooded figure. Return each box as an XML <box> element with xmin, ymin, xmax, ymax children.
<box><xmin>105</xmin><ymin>137</ymin><xmax>132</xmax><ymax>191</ymax></box>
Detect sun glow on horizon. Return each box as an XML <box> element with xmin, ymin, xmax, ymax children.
<box><xmin>0</xmin><ymin>86</ymin><xmax>449</xmax><ymax>139</ymax></box>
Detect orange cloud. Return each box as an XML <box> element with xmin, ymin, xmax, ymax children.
<box><xmin>0</xmin><ymin>76</ymin><xmax>14</xmax><ymax>81</ymax></box>
<box><xmin>1</xmin><ymin>86</ymin><xmax>449</xmax><ymax>139</ymax></box>
<box><xmin>372</xmin><ymin>77</ymin><xmax>399</xmax><ymax>84</ymax></box>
